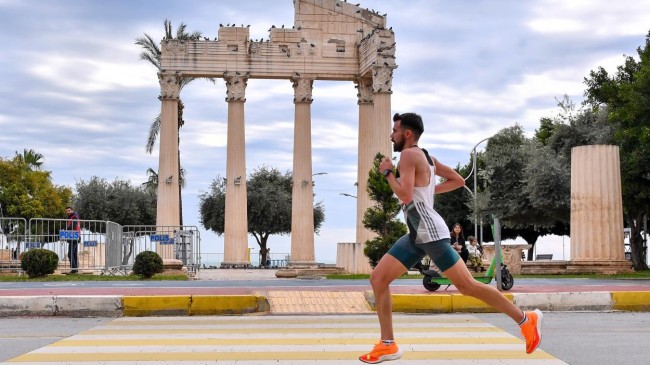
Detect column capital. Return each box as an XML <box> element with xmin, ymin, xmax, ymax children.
<box><xmin>355</xmin><ymin>77</ymin><xmax>374</xmax><ymax>104</ymax></box>
<box><xmin>372</xmin><ymin>66</ymin><xmax>394</xmax><ymax>94</ymax></box>
<box><xmin>158</xmin><ymin>72</ymin><xmax>181</xmax><ymax>100</ymax></box>
<box><xmin>224</xmin><ymin>73</ymin><xmax>248</xmax><ymax>102</ymax></box>
<box><xmin>292</xmin><ymin>77</ymin><xmax>313</xmax><ymax>104</ymax></box>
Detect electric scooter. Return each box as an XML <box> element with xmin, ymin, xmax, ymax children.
<box><xmin>413</xmin><ymin>253</ymin><xmax>514</xmax><ymax>292</ymax></box>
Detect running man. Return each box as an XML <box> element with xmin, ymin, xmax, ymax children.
<box><xmin>359</xmin><ymin>112</ymin><xmax>542</xmax><ymax>363</ymax></box>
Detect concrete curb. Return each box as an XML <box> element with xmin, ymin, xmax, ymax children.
<box><xmin>0</xmin><ymin>291</ymin><xmax>648</xmax><ymax>317</ymax></box>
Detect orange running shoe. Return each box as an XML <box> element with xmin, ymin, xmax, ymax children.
<box><xmin>520</xmin><ymin>309</ymin><xmax>543</xmax><ymax>354</ymax></box>
<box><xmin>359</xmin><ymin>341</ymin><xmax>403</xmax><ymax>363</ymax></box>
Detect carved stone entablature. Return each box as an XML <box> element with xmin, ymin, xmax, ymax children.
<box><xmin>162</xmin><ymin>39</ymin><xmax>188</xmax><ymax>55</ymax></box>
<box><xmin>249</xmin><ymin>41</ymin><xmax>261</xmax><ymax>57</ymax></box>
<box><xmin>158</xmin><ymin>72</ymin><xmax>181</xmax><ymax>100</ymax></box>
<box><xmin>224</xmin><ymin>74</ymin><xmax>248</xmax><ymax>102</ymax></box>
<box><xmin>372</xmin><ymin>67</ymin><xmax>393</xmax><ymax>94</ymax></box>
<box><xmin>355</xmin><ymin>77</ymin><xmax>374</xmax><ymax>104</ymax></box>
<box><xmin>292</xmin><ymin>77</ymin><xmax>313</xmax><ymax>104</ymax></box>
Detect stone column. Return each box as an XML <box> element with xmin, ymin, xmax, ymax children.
<box><xmin>156</xmin><ymin>72</ymin><xmax>181</xmax><ymax>230</ymax></box>
<box><xmin>221</xmin><ymin>74</ymin><xmax>249</xmax><ymax>268</ymax></box>
<box><xmin>354</xmin><ymin>77</ymin><xmax>375</xmax><ymax>274</ymax></box>
<box><xmin>290</xmin><ymin>78</ymin><xmax>316</xmax><ymax>266</ymax></box>
<box><xmin>371</xmin><ymin>66</ymin><xmax>393</xmax><ymax>166</ymax></box>
<box><xmin>569</xmin><ymin>145</ymin><xmax>632</xmax><ymax>274</ymax></box>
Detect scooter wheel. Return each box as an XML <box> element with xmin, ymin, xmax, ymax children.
<box><xmin>423</xmin><ymin>275</ymin><xmax>441</xmax><ymax>291</ymax></box>
<box><xmin>500</xmin><ymin>272</ymin><xmax>514</xmax><ymax>290</ymax></box>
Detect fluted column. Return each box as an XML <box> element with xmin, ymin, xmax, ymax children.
<box><xmin>156</xmin><ymin>72</ymin><xmax>181</xmax><ymax>232</ymax></box>
<box><xmin>221</xmin><ymin>74</ymin><xmax>249</xmax><ymax>268</ymax></box>
<box><xmin>354</xmin><ymin>77</ymin><xmax>375</xmax><ymax>274</ymax></box>
<box><xmin>569</xmin><ymin>145</ymin><xmax>631</xmax><ymax>273</ymax></box>
<box><xmin>571</xmin><ymin>145</ymin><xmax>625</xmax><ymax>260</ymax></box>
<box><xmin>372</xmin><ymin>66</ymin><xmax>393</xmax><ymax>165</ymax></box>
<box><xmin>290</xmin><ymin>78</ymin><xmax>316</xmax><ymax>265</ymax></box>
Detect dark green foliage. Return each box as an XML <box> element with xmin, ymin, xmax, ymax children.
<box><xmin>21</xmin><ymin>249</ymin><xmax>58</xmax><ymax>278</ymax></box>
<box><xmin>363</xmin><ymin>153</ymin><xmax>407</xmax><ymax>267</ymax></box>
<box><xmin>583</xmin><ymin>31</ymin><xmax>650</xmax><ymax>270</ymax></box>
<box><xmin>199</xmin><ymin>166</ymin><xmax>325</xmax><ymax>266</ymax></box>
<box><xmin>73</xmin><ymin>177</ymin><xmax>156</xmax><ymax>226</ymax></box>
<box><xmin>132</xmin><ymin>251</ymin><xmax>164</xmax><ymax>279</ymax></box>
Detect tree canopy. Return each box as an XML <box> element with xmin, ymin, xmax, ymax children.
<box><xmin>583</xmin><ymin>31</ymin><xmax>650</xmax><ymax>270</ymax></box>
<box><xmin>199</xmin><ymin>166</ymin><xmax>325</xmax><ymax>265</ymax></box>
<box><xmin>73</xmin><ymin>177</ymin><xmax>156</xmax><ymax>226</ymax></box>
<box><xmin>0</xmin><ymin>154</ymin><xmax>71</xmax><ymax>220</ymax></box>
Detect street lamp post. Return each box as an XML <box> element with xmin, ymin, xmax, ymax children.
<box><xmin>464</xmin><ymin>137</ymin><xmax>490</xmax><ymax>244</ymax></box>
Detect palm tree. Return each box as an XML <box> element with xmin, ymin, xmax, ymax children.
<box><xmin>14</xmin><ymin>149</ymin><xmax>43</xmax><ymax>171</ymax></box>
<box><xmin>136</xmin><ymin>20</ymin><xmax>214</xmax><ymax>225</ymax></box>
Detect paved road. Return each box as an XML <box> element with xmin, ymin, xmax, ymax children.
<box><xmin>0</xmin><ymin>313</ymin><xmax>566</xmax><ymax>364</ymax></box>
<box><xmin>1</xmin><ymin>277</ymin><xmax>649</xmax><ymax>296</ymax></box>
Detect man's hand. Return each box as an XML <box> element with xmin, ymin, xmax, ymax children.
<box><xmin>379</xmin><ymin>157</ymin><xmax>393</xmax><ymax>172</ymax></box>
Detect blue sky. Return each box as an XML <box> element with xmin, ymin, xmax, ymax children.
<box><xmin>1</xmin><ymin>0</ymin><xmax>648</xmax><ymax>263</ymax></box>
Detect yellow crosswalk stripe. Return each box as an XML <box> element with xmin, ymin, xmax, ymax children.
<box><xmin>3</xmin><ymin>314</ymin><xmax>567</xmax><ymax>364</ymax></box>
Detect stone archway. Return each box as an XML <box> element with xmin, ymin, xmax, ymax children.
<box><xmin>156</xmin><ymin>0</ymin><xmax>396</xmax><ymax>272</ymax></box>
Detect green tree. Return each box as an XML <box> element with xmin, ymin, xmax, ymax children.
<box><xmin>477</xmin><ymin>125</ymin><xmax>570</xmax><ymax>258</ymax></box>
<box><xmin>0</xmin><ymin>156</ymin><xmax>72</xmax><ymax>220</ymax></box>
<box><xmin>584</xmin><ymin>31</ymin><xmax>650</xmax><ymax>270</ymax></box>
<box><xmin>136</xmin><ymin>20</ymin><xmax>213</xmax><ymax>225</ymax></box>
<box><xmin>73</xmin><ymin>177</ymin><xmax>156</xmax><ymax>226</ymax></box>
<box><xmin>199</xmin><ymin>166</ymin><xmax>325</xmax><ymax>266</ymax></box>
<box><xmin>362</xmin><ymin>153</ymin><xmax>407</xmax><ymax>268</ymax></box>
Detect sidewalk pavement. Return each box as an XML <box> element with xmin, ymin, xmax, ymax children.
<box><xmin>1</xmin><ymin>269</ymin><xmax>649</xmax><ymax>317</ymax></box>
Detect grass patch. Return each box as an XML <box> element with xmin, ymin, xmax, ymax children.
<box><xmin>515</xmin><ymin>270</ymin><xmax>650</xmax><ymax>280</ymax></box>
<box><xmin>325</xmin><ymin>273</ymin><xmax>423</xmax><ymax>280</ymax></box>
<box><xmin>0</xmin><ymin>273</ymin><xmax>189</xmax><ymax>282</ymax></box>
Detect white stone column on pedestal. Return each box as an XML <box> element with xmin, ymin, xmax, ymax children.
<box><xmin>222</xmin><ymin>74</ymin><xmax>249</xmax><ymax>268</ymax></box>
<box><xmin>354</xmin><ymin>77</ymin><xmax>375</xmax><ymax>274</ymax></box>
<box><xmin>155</xmin><ymin>72</ymin><xmax>181</xmax><ymax>232</ymax></box>
<box><xmin>290</xmin><ymin>78</ymin><xmax>316</xmax><ymax>266</ymax></box>
<box><xmin>569</xmin><ymin>145</ymin><xmax>631</xmax><ymax>274</ymax></box>
<box><xmin>371</xmin><ymin>66</ymin><xmax>393</xmax><ymax>166</ymax></box>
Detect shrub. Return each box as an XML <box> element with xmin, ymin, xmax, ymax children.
<box><xmin>21</xmin><ymin>249</ymin><xmax>59</xmax><ymax>278</ymax></box>
<box><xmin>133</xmin><ymin>251</ymin><xmax>164</xmax><ymax>278</ymax></box>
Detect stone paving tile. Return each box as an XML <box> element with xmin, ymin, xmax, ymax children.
<box><xmin>267</xmin><ymin>291</ymin><xmax>373</xmax><ymax>314</ymax></box>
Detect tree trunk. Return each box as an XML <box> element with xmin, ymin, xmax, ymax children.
<box><xmin>260</xmin><ymin>234</ymin><xmax>269</xmax><ymax>268</ymax></box>
<box><xmin>520</xmin><ymin>230</ymin><xmax>541</xmax><ymax>261</ymax></box>
<box><xmin>628</xmin><ymin>213</ymin><xmax>649</xmax><ymax>271</ymax></box>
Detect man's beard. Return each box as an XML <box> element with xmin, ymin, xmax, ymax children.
<box><xmin>393</xmin><ymin>139</ymin><xmax>404</xmax><ymax>152</ymax></box>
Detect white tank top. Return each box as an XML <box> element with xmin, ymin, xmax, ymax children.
<box><xmin>401</xmin><ymin>158</ymin><xmax>450</xmax><ymax>244</ymax></box>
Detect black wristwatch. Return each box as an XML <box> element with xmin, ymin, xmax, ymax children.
<box><xmin>383</xmin><ymin>169</ymin><xmax>393</xmax><ymax>177</ymax></box>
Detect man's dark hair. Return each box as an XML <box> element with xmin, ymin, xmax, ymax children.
<box><xmin>393</xmin><ymin>112</ymin><xmax>424</xmax><ymax>138</ymax></box>
<box><xmin>65</xmin><ymin>206</ymin><xmax>72</xmax><ymax>210</ymax></box>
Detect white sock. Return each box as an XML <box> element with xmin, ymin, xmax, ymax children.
<box><xmin>381</xmin><ymin>340</ymin><xmax>395</xmax><ymax>345</ymax></box>
<box><xmin>518</xmin><ymin>312</ymin><xmax>528</xmax><ymax>326</ymax></box>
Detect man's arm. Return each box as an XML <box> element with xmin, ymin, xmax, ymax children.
<box><xmin>380</xmin><ymin>149</ymin><xmax>417</xmax><ymax>203</ymax></box>
<box><xmin>433</xmin><ymin>158</ymin><xmax>464</xmax><ymax>194</ymax></box>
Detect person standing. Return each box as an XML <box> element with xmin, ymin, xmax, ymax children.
<box><xmin>65</xmin><ymin>206</ymin><xmax>80</xmax><ymax>274</ymax></box>
<box><xmin>359</xmin><ymin>112</ymin><xmax>542</xmax><ymax>363</ymax></box>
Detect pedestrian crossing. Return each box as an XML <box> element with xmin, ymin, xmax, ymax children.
<box><xmin>2</xmin><ymin>314</ymin><xmax>567</xmax><ymax>364</ymax></box>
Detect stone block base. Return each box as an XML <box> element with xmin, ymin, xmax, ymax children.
<box><xmin>275</xmin><ymin>265</ymin><xmax>347</xmax><ymax>278</ymax></box>
<box><xmin>521</xmin><ymin>260</ymin><xmax>634</xmax><ymax>275</ymax></box>
<box><xmin>566</xmin><ymin>260</ymin><xmax>633</xmax><ymax>274</ymax></box>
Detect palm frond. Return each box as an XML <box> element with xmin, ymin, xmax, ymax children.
<box><xmin>146</xmin><ymin>115</ymin><xmax>161</xmax><ymax>154</ymax></box>
<box><xmin>164</xmin><ymin>19</ymin><xmax>172</xmax><ymax>39</ymax></box>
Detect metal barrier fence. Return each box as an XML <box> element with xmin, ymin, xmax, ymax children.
<box><xmin>0</xmin><ymin>217</ymin><xmax>27</xmax><ymax>271</ymax></box>
<box><xmin>0</xmin><ymin>218</ymin><xmax>201</xmax><ymax>274</ymax></box>
<box><xmin>122</xmin><ymin>225</ymin><xmax>201</xmax><ymax>273</ymax></box>
<box><xmin>28</xmin><ymin>218</ymin><xmax>121</xmax><ymax>272</ymax></box>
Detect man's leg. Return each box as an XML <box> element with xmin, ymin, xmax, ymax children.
<box><xmin>443</xmin><ymin>260</ymin><xmax>543</xmax><ymax>353</ymax></box>
<box><xmin>370</xmin><ymin>254</ymin><xmax>408</xmax><ymax>340</ymax></box>
<box><xmin>70</xmin><ymin>241</ymin><xmax>78</xmax><ymax>272</ymax></box>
